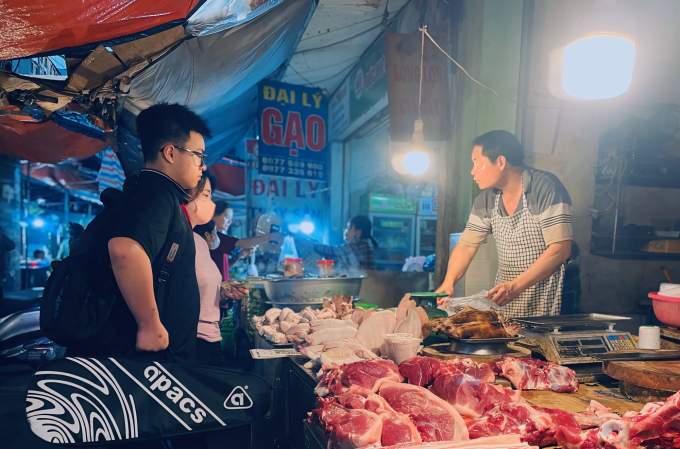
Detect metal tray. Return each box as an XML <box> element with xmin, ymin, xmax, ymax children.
<box><xmin>445</xmin><ymin>336</ymin><xmax>523</xmax><ymax>355</ymax></box>
<box><xmin>514</xmin><ymin>314</ymin><xmax>631</xmax><ymax>329</ymax></box>
<box><xmin>255</xmin><ymin>276</ymin><xmax>364</xmax><ymax>302</ymax></box>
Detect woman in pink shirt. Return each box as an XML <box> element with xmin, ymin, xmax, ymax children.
<box><xmin>186</xmin><ymin>174</ymin><xmax>248</xmax><ymax>366</ymax></box>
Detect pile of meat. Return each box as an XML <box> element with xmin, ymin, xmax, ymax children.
<box><xmin>556</xmin><ymin>392</ymin><xmax>680</xmax><ymax>449</ymax></box>
<box><xmin>252</xmin><ymin>295</ymin><xmax>356</xmax><ymax>344</ymax></box>
<box><xmin>492</xmin><ymin>355</ymin><xmax>579</xmax><ymax>394</ymax></box>
<box><xmin>424</xmin><ymin>307</ymin><xmax>521</xmax><ymax>339</ymax></box>
<box><xmin>312</xmin><ymin>356</ymin><xmax>591</xmax><ymax>449</ymax></box>
<box><xmin>292</xmin><ymin>295</ymin><xmax>429</xmax><ymax>369</ymax></box>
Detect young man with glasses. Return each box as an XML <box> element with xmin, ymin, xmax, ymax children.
<box><xmin>67</xmin><ymin>103</ymin><xmax>211</xmax><ymax>363</ymax></box>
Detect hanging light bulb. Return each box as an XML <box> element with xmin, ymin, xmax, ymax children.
<box><xmin>562</xmin><ymin>0</ymin><xmax>635</xmax><ymax>100</ymax></box>
<box><xmin>400</xmin><ymin>27</ymin><xmax>431</xmax><ymax>176</ymax></box>
<box><xmin>404</xmin><ymin>119</ymin><xmax>430</xmax><ymax>175</ymax></box>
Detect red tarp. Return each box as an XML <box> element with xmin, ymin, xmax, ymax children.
<box><xmin>0</xmin><ymin>115</ymin><xmax>112</xmax><ymax>163</ymax></box>
<box><xmin>0</xmin><ymin>0</ymin><xmax>201</xmax><ymax>60</ymax></box>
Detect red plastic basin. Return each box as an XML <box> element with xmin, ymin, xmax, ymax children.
<box><xmin>649</xmin><ymin>292</ymin><xmax>680</xmax><ymax>328</ymax></box>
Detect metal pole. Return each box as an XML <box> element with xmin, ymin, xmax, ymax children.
<box><xmin>23</xmin><ymin>162</ymin><xmax>30</xmax><ymax>289</ymax></box>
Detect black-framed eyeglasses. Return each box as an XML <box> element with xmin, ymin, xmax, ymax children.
<box><xmin>161</xmin><ymin>145</ymin><xmax>207</xmax><ymax>166</ymax></box>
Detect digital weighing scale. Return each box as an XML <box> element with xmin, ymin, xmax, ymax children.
<box><xmin>515</xmin><ymin>314</ymin><xmax>637</xmax><ymax>365</ymax></box>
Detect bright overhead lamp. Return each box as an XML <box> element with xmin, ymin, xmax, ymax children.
<box><xmin>562</xmin><ymin>0</ymin><xmax>635</xmax><ymax>100</ymax></box>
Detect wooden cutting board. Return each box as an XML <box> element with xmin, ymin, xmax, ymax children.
<box><xmin>603</xmin><ymin>360</ymin><xmax>680</xmax><ymax>392</ymax></box>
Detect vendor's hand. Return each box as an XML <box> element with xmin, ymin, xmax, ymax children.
<box><xmin>136</xmin><ymin>321</ymin><xmax>169</xmax><ymax>352</ymax></box>
<box><xmin>237</xmin><ymin>247</ymin><xmax>254</xmax><ymax>260</ymax></box>
<box><xmin>268</xmin><ymin>232</ymin><xmax>284</xmax><ymax>244</ymax></box>
<box><xmin>486</xmin><ymin>281</ymin><xmax>521</xmax><ymax>307</ymax></box>
<box><xmin>435</xmin><ymin>283</ymin><xmax>454</xmax><ymax>305</ymax></box>
<box><xmin>221</xmin><ymin>285</ymin><xmax>249</xmax><ymax>301</ymax></box>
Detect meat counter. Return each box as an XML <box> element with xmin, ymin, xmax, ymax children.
<box><xmin>248</xmin><ymin>329</ymin><xmax>320</xmax><ymax>449</ymax></box>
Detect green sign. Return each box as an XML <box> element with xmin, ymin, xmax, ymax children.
<box><xmin>349</xmin><ymin>36</ymin><xmax>387</xmax><ymax>123</ymax></box>
<box><xmin>380</xmin><ymin>220</ymin><xmax>404</xmax><ymax>228</ymax></box>
<box><xmin>361</xmin><ymin>192</ymin><xmax>416</xmax><ymax>215</ymax></box>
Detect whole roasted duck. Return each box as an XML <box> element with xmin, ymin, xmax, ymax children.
<box><xmin>424</xmin><ymin>306</ymin><xmax>521</xmax><ymax>339</ymax></box>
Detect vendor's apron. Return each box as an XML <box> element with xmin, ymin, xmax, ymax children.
<box><xmin>491</xmin><ymin>189</ymin><xmax>564</xmax><ymax>318</ymax></box>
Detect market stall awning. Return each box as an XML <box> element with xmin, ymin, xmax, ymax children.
<box><xmin>281</xmin><ymin>0</ymin><xmax>410</xmax><ymax>93</ymax></box>
<box><xmin>0</xmin><ymin>0</ymin><xmax>202</xmax><ymax>60</ymax></box>
<box><xmin>0</xmin><ymin>113</ymin><xmax>113</xmax><ymax>163</ymax></box>
<box><xmin>123</xmin><ymin>0</ymin><xmax>316</xmax><ymax>166</ymax></box>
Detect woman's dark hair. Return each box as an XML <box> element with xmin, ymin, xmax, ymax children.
<box><xmin>136</xmin><ymin>103</ymin><xmax>212</xmax><ymax>163</ymax></box>
<box><xmin>472</xmin><ymin>130</ymin><xmax>524</xmax><ymax>166</ymax></box>
<box><xmin>194</xmin><ymin>220</ymin><xmax>216</xmax><ymax>239</ymax></box>
<box><xmin>187</xmin><ymin>171</ymin><xmax>215</xmax><ymax>202</ymax></box>
<box><xmin>350</xmin><ymin>215</ymin><xmax>378</xmax><ymax>248</ymax></box>
<box><xmin>214</xmin><ymin>200</ymin><xmax>230</xmax><ymax>216</ymax></box>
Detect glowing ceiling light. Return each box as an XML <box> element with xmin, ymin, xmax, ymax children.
<box><xmin>563</xmin><ymin>34</ymin><xmax>635</xmax><ymax>99</ymax></box>
<box><xmin>562</xmin><ymin>0</ymin><xmax>635</xmax><ymax>100</ymax></box>
<box><xmin>32</xmin><ymin>218</ymin><xmax>45</xmax><ymax>228</ymax></box>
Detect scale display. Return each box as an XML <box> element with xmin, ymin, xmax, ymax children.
<box><xmin>554</xmin><ymin>334</ymin><xmax>635</xmax><ymax>359</ymax></box>
<box><xmin>519</xmin><ymin>329</ymin><xmax>638</xmax><ymax>364</ymax></box>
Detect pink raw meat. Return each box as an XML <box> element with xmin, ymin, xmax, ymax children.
<box><xmin>466</xmin><ymin>402</ymin><xmax>582</xmax><ymax>447</ymax></box>
<box><xmin>493</xmin><ymin>355</ymin><xmax>579</xmax><ymax>393</ymax></box>
<box><xmin>572</xmin><ymin>400</ymin><xmax>621</xmax><ymax>429</ymax></box>
<box><xmin>441</xmin><ymin>358</ymin><xmax>496</xmax><ymax>384</ymax></box>
<box><xmin>315</xmin><ymin>360</ymin><xmax>403</xmax><ymax>397</ymax></box>
<box><xmin>430</xmin><ymin>373</ymin><xmax>525</xmax><ymax>418</ymax></box>
<box><xmin>315</xmin><ymin>363</ymin><xmax>346</xmax><ymax>396</ymax></box>
<box><xmin>379</xmin><ymin>382</ymin><xmax>469</xmax><ymax>443</ymax></box>
<box><xmin>399</xmin><ymin>357</ymin><xmax>495</xmax><ymax>387</ymax></box>
<box><xmin>598</xmin><ymin>392</ymin><xmax>680</xmax><ymax>449</ymax></box>
<box><xmin>400</xmin><ymin>357</ymin><xmax>441</xmax><ymax>387</ymax></box>
<box><xmin>376</xmin><ymin>435</ymin><xmax>531</xmax><ymax>449</ymax></box>
<box><xmin>342</xmin><ymin>360</ymin><xmax>404</xmax><ymax>391</ymax></box>
<box><xmin>311</xmin><ymin>397</ymin><xmax>383</xmax><ymax>449</ymax></box>
<box><xmin>338</xmin><ymin>389</ymin><xmax>422</xmax><ymax>446</ymax></box>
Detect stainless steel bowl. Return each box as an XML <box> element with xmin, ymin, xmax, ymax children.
<box><xmin>254</xmin><ymin>277</ymin><xmax>365</xmax><ymax>302</ymax></box>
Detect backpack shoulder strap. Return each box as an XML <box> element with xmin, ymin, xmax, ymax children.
<box><xmin>156</xmin><ymin>231</ymin><xmax>183</xmax><ymax>322</ymax></box>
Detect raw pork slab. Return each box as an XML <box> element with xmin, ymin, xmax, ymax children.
<box><xmin>430</xmin><ymin>373</ymin><xmax>524</xmax><ymax>418</ymax></box>
<box><xmin>400</xmin><ymin>357</ymin><xmax>441</xmax><ymax>387</ymax></box>
<box><xmin>315</xmin><ymin>360</ymin><xmax>403</xmax><ymax>397</ymax></box>
<box><xmin>379</xmin><ymin>382</ymin><xmax>469</xmax><ymax>443</ymax></box>
<box><xmin>310</xmin><ymin>397</ymin><xmax>382</xmax><ymax>449</ymax></box>
<box><xmin>356</xmin><ymin>310</ymin><xmax>397</xmax><ymax>355</ymax></box>
<box><xmin>340</xmin><ymin>389</ymin><xmax>422</xmax><ymax>446</ymax></box>
<box><xmin>493</xmin><ymin>355</ymin><xmax>579</xmax><ymax>393</ymax></box>
<box><xmin>467</xmin><ymin>402</ymin><xmax>582</xmax><ymax>447</ymax></box>
<box><xmin>342</xmin><ymin>360</ymin><xmax>404</xmax><ymax>392</ymax></box>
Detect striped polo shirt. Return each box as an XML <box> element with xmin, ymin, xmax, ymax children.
<box><xmin>460</xmin><ymin>167</ymin><xmax>573</xmax><ymax>247</ymax></box>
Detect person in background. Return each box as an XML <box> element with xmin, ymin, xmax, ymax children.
<box><xmin>313</xmin><ymin>215</ymin><xmax>377</xmax><ymax>271</ymax></box>
<box><xmin>56</xmin><ymin>223</ymin><xmax>85</xmax><ymax>260</ymax></box>
<box><xmin>0</xmin><ymin>226</ymin><xmax>15</xmax><ymax>303</ymax></box>
<box><xmin>185</xmin><ymin>175</ymin><xmax>248</xmax><ymax>366</ymax></box>
<box><xmin>210</xmin><ymin>200</ymin><xmax>282</xmax><ymax>280</ymax></box>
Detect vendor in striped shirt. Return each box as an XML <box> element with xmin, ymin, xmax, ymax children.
<box><xmin>436</xmin><ymin>130</ymin><xmax>573</xmax><ymax>317</ymax></box>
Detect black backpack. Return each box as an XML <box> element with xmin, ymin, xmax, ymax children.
<box><xmin>40</xmin><ymin>176</ymin><xmax>184</xmax><ymax>346</ymax></box>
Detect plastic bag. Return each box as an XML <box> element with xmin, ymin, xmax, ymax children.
<box><xmin>444</xmin><ymin>291</ymin><xmax>504</xmax><ymax>315</ymax></box>
<box><xmin>277</xmin><ymin>236</ymin><xmax>299</xmax><ymax>264</ymax></box>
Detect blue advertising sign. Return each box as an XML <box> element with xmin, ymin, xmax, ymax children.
<box><xmin>258</xmin><ymin>80</ymin><xmax>328</xmax><ymax>182</ymax></box>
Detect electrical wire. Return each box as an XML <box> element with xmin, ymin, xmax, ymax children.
<box><xmin>421</xmin><ymin>27</ymin><xmax>517</xmax><ymax>103</ymax></box>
